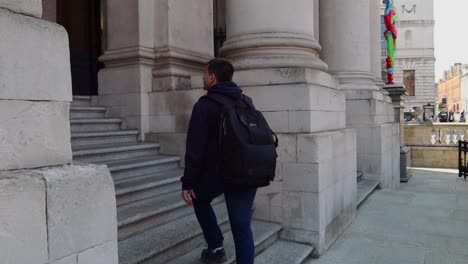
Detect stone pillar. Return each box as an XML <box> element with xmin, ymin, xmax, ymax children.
<box><xmin>98</xmin><ymin>0</ymin><xmax>155</xmax><ymax>139</ymax></box>
<box><xmin>146</xmin><ymin>0</ymin><xmax>214</xmax><ymax>155</ymax></box>
<box><xmin>0</xmin><ymin>1</ymin><xmax>117</xmax><ymax>263</ymax></box>
<box><xmin>370</xmin><ymin>0</ymin><xmax>384</xmax><ymax>87</ymax></box>
<box><xmin>320</xmin><ymin>0</ymin><xmax>400</xmax><ymax>189</ymax></box>
<box><xmin>222</xmin><ymin>0</ymin><xmax>357</xmax><ymax>254</ymax></box>
<box><xmin>384</xmin><ymin>84</ymin><xmax>412</xmax><ymax>182</ymax></box>
<box><xmin>99</xmin><ymin>0</ymin><xmax>213</xmax><ymax>143</ymax></box>
<box><xmin>0</xmin><ymin>0</ymin><xmax>70</xmax><ymax>170</ymax></box>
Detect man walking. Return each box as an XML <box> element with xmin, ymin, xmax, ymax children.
<box><xmin>181</xmin><ymin>59</ymin><xmax>257</xmax><ymax>264</ymax></box>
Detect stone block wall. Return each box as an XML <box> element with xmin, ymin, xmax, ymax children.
<box><xmin>0</xmin><ymin>165</ymin><xmax>118</xmax><ymax>264</ymax></box>
<box><xmin>345</xmin><ymin>90</ymin><xmax>401</xmax><ymax>189</ymax></box>
<box><xmin>0</xmin><ymin>6</ymin><xmax>72</xmax><ymax>170</ymax></box>
<box><xmin>230</xmin><ymin>67</ymin><xmax>357</xmax><ymax>254</ymax></box>
<box><xmin>255</xmin><ymin>129</ymin><xmax>357</xmax><ymax>253</ymax></box>
<box><xmin>0</xmin><ymin>2</ymin><xmax>118</xmax><ymax>263</ymax></box>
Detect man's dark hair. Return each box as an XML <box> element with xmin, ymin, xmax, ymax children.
<box><xmin>207</xmin><ymin>58</ymin><xmax>234</xmax><ymax>82</ymax></box>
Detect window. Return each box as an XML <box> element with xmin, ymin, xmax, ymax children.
<box><xmin>403</xmin><ymin>70</ymin><xmax>416</xmax><ymax>96</ymax></box>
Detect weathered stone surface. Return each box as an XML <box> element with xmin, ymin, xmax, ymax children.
<box><xmin>282</xmin><ymin>163</ymin><xmax>319</xmax><ymax>193</ymax></box>
<box><xmin>275</xmin><ymin>134</ymin><xmax>297</xmax><ymax>163</ymax></box>
<box><xmin>98</xmin><ymin>66</ymin><xmax>152</xmax><ymax>95</ymax></box>
<box><xmin>50</xmin><ymin>255</ymin><xmax>77</xmax><ymax>264</ymax></box>
<box><xmin>0</xmin><ymin>8</ymin><xmax>71</xmax><ymax>101</ymax></box>
<box><xmin>242</xmin><ymin>84</ymin><xmax>345</xmax><ymax>112</ymax></box>
<box><xmin>149</xmin><ymin>113</ymin><xmax>192</xmax><ymax>134</ymax></box>
<box><xmin>0</xmin><ymin>171</ymin><xmax>48</xmax><ymax>264</ymax></box>
<box><xmin>0</xmin><ymin>100</ymin><xmax>72</xmax><ymax>170</ymax></box>
<box><xmin>148</xmin><ymin>89</ymin><xmax>203</xmax><ymax>116</ymax></box>
<box><xmin>44</xmin><ymin>164</ymin><xmax>117</xmax><ymax>262</ymax></box>
<box><xmin>234</xmin><ymin>68</ymin><xmax>338</xmax><ymax>89</ymax></box>
<box><xmin>77</xmin><ymin>240</ymin><xmax>118</xmax><ymax>264</ymax></box>
<box><xmin>0</xmin><ymin>0</ymin><xmax>42</xmax><ymax>18</ymax></box>
<box><xmin>289</xmin><ymin>110</ymin><xmax>346</xmax><ymax>133</ymax></box>
<box><xmin>263</xmin><ymin>111</ymin><xmax>289</xmax><ymax>133</ymax></box>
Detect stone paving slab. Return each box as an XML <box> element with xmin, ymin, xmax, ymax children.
<box><xmin>306</xmin><ymin>168</ymin><xmax>468</xmax><ymax>264</ymax></box>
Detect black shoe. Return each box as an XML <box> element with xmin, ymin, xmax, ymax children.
<box><xmin>201</xmin><ymin>248</ymin><xmax>227</xmax><ymax>264</ymax></box>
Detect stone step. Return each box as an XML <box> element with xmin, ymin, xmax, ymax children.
<box><xmin>71</xmin><ymin>130</ymin><xmax>139</xmax><ymax>148</ymax></box>
<box><xmin>357</xmin><ymin>179</ymin><xmax>380</xmax><ymax>207</ymax></box>
<box><xmin>105</xmin><ymin>156</ymin><xmax>181</xmax><ymax>182</ymax></box>
<box><xmin>70</xmin><ymin>118</ymin><xmax>122</xmax><ymax>133</ymax></box>
<box><xmin>255</xmin><ymin>240</ymin><xmax>313</xmax><ymax>264</ymax></box>
<box><xmin>118</xmin><ymin>191</ymin><xmax>186</xmax><ymax>240</ymax></box>
<box><xmin>167</xmin><ymin>220</ymin><xmax>283</xmax><ymax>264</ymax></box>
<box><xmin>115</xmin><ymin>168</ymin><xmax>183</xmax><ymax>206</ymax></box>
<box><xmin>117</xmin><ymin>191</ymin><xmax>224</xmax><ymax>241</ymax></box>
<box><xmin>70</xmin><ymin>106</ymin><xmax>107</xmax><ymax>119</ymax></box>
<box><xmin>73</xmin><ymin>143</ymin><xmax>160</xmax><ymax>163</ymax></box>
<box><xmin>72</xmin><ymin>96</ymin><xmax>92</xmax><ymax>106</ymax></box>
<box><xmin>119</xmin><ymin>202</ymin><xmax>230</xmax><ymax>264</ymax></box>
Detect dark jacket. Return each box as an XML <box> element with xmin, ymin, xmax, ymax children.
<box><xmin>181</xmin><ymin>81</ymin><xmax>243</xmax><ymax>197</ymax></box>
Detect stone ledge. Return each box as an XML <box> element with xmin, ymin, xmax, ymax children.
<box><xmin>0</xmin><ymin>0</ymin><xmax>42</xmax><ymax>18</ymax></box>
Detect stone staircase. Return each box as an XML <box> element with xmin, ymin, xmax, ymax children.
<box><xmin>356</xmin><ymin>171</ymin><xmax>379</xmax><ymax>207</ymax></box>
<box><xmin>70</xmin><ymin>96</ymin><xmax>313</xmax><ymax>264</ymax></box>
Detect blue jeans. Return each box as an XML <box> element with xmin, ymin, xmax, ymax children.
<box><xmin>193</xmin><ymin>188</ymin><xmax>257</xmax><ymax>264</ymax></box>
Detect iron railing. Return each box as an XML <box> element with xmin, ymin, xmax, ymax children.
<box><xmin>459</xmin><ymin>140</ymin><xmax>468</xmax><ymax>179</ymax></box>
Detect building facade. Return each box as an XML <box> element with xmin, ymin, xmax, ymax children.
<box><xmin>461</xmin><ymin>68</ymin><xmax>468</xmax><ymax>113</ymax></box>
<box><xmin>385</xmin><ymin>0</ymin><xmax>436</xmax><ymax>111</ymax></box>
<box><xmin>0</xmin><ymin>0</ymin><xmax>401</xmax><ymax>263</ymax></box>
<box><xmin>438</xmin><ymin>63</ymin><xmax>467</xmax><ymax>113</ymax></box>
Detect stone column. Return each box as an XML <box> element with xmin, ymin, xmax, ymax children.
<box><xmin>370</xmin><ymin>0</ymin><xmax>384</xmax><ymax>86</ymax></box>
<box><xmin>222</xmin><ymin>0</ymin><xmax>357</xmax><ymax>254</ymax></box>
<box><xmin>98</xmin><ymin>0</ymin><xmax>155</xmax><ymax>139</ymax></box>
<box><xmin>384</xmin><ymin>84</ymin><xmax>412</xmax><ymax>182</ymax></box>
<box><xmin>146</xmin><ymin>0</ymin><xmax>214</xmax><ymax>156</ymax></box>
<box><xmin>99</xmin><ymin>0</ymin><xmax>213</xmax><ymax>144</ymax></box>
<box><xmin>320</xmin><ymin>0</ymin><xmax>400</xmax><ymax>189</ymax></box>
<box><xmin>0</xmin><ymin>1</ymin><xmax>117</xmax><ymax>263</ymax></box>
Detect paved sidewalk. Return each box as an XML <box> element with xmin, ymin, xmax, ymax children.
<box><xmin>306</xmin><ymin>168</ymin><xmax>468</xmax><ymax>264</ymax></box>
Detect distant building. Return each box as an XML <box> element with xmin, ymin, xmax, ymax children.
<box><xmin>461</xmin><ymin>69</ymin><xmax>468</xmax><ymax>112</ymax></box>
<box><xmin>382</xmin><ymin>0</ymin><xmax>436</xmax><ymax>111</ymax></box>
<box><xmin>437</xmin><ymin>63</ymin><xmax>468</xmax><ymax>113</ymax></box>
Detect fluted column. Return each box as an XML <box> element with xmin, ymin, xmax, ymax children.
<box><xmin>221</xmin><ymin>0</ymin><xmax>357</xmax><ymax>254</ymax></box>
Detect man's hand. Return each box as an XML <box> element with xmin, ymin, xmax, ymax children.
<box><xmin>182</xmin><ymin>189</ymin><xmax>197</xmax><ymax>205</ymax></box>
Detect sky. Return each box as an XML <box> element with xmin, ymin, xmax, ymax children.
<box><xmin>434</xmin><ymin>0</ymin><xmax>468</xmax><ymax>81</ymax></box>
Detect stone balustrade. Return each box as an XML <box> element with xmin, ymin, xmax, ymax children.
<box><xmin>405</xmin><ymin>123</ymin><xmax>468</xmax><ymax>168</ymax></box>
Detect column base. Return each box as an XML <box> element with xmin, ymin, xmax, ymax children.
<box><xmin>354</xmin><ymin>123</ymin><xmax>401</xmax><ymax>189</ymax></box>
<box><xmin>221</xmin><ymin>32</ymin><xmax>328</xmax><ymax>71</ymax></box>
<box><xmin>400</xmin><ymin>146</ymin><xmax>412</xmax><ymax>183</ymax></box>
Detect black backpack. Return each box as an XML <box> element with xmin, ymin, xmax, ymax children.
<box><xmin>203</xmin><ymin>93</ymin><xmax>278</xmax><ymax>188</ymax></box>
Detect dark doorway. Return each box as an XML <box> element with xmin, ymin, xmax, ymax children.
<box><xmin>57</xmin><ymin>0</ymin><xmax>102</xmax><ymax>95</ymax></box>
